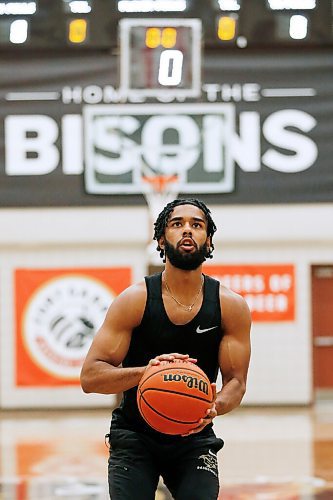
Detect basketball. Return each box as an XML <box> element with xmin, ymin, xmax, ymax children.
<box><xmin>137</xmin><ymin>360</ymin><xmax>213</xmax><ymax>435</ymax></box>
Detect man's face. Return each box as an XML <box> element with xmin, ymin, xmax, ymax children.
<box><xmin>164</xmin><ymin>239</ymin><xmax>208</xmax><ymax>270</ymax></box>
<box><xmin>160</xmin><ymin>204</ymin><xmax>210</xmax><ymax>270</ymax></box>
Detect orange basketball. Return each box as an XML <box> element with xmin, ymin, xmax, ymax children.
<box><xmin>137</xmin><ymin>360</ymin><xmax>213</xmax><ymax>435</ymax></box>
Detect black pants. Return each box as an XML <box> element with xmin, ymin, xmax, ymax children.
<box><xmin>108</xmin><ymin>428</ymin><xmax>224</xmax><ymax>500</ymax></box>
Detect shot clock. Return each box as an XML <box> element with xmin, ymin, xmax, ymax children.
<box><xmin>119</xmin><ymin>18</ymin><xmax>202</xmax><ymax>98</ymax></box>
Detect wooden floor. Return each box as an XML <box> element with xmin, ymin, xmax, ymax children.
<box><xmin>0</xmin><ymin>400</ymin><xmax>332</xmax><ymax>499</ymax></box>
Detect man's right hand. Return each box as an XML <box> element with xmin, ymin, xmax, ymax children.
<box><xmin>147</xmin><ymin>353</ymin><xmax>197</xmax><ymax>369</ymax></box>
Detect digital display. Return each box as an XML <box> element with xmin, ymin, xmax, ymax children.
<box><xmin>119</xmin><ymin>18</ymin><xmax>202</xmax><ymax>98</ymax></box>
<box><xmin>217</xmin><ymin>0</ymin><xmax>241</xmax><ymax>11</ymax></box>
<box><xmin>130</xmin><ymin>25</ymin><xmax>190</xmax><ymax>88</ymax></box>
<box><xmin>266</xmin><ymin>0</ymin><xmax>316</xmax><ymax>10</ymax></box>
<box><xmin>117</xmin><ymin>0</ymin><xmax>187</xmax><ymax>13</ymax></box>
<box><xmin>0</xmin><ymin>1</ymin><xmax>37</xmax><ymax>16</ymax></box>
<box><xmin>62</xmin><ymin>1</ymin><xmax>92</xmax><ymax>14</ymax></box>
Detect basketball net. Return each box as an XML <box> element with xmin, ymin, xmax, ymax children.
<box><xmin>141</xmin><ymin>168</ymin><xmax>180</xmax><ymax>265</ymax></box>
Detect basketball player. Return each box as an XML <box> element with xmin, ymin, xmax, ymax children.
<box><xmin>80</xmin><ymin>199</ymin><xmax>251</xmax><ymax>500</ymax></box>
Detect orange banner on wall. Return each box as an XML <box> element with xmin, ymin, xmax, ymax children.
<box><xmin>204</xmin><ymin>264</ymin><xmax>295</xmax><ymax>322</ymax></box>
<box><xmin>15</xmin><ymin>267</ymin><xmax>131</xmax><ymax>387</ymax></box>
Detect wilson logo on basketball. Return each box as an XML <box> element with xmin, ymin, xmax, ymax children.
<box><xmin>162</xmin><ymin>373</ymin><xmax>209</xmax><ymax>396</ymax></box>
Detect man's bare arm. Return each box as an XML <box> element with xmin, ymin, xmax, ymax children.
<box><xmin>80</xmin><ymin>282</ymin><xmax>147</xmax><ymax>394</ymax></box>
<box><xmin>215</xmin><ymin>289</ymin><xmax>252</xmax><ymax>415</ymax></box>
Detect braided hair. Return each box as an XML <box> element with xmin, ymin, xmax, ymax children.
<box><xmin>153</xmin><ymin>198</ymin><xmax>217</xmax><ymax>262</ymax></box>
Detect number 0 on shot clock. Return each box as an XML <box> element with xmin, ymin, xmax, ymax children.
<box><xmin>119</xmin><ymin>18</ymin><xmax>202</xmax><ymax>98</ymax></box>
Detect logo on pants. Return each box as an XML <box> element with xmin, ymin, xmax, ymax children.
<box><xmin>197</xmin><ymin>449</ymin><xmax>218</xmax><ymax>477</ymax></box>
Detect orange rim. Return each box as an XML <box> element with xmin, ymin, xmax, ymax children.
<box><xmin>142</xmin><ymin>175</ymin><xmax>178</xmax><ymax>193</ymax></box>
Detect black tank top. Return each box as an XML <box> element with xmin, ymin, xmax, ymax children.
<box><xmin>111</xmin><ymin>272</ymin><xmax>224</xmax><ymax>438</ymax></box>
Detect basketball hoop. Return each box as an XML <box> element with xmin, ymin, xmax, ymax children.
<box><xmin>141</xmin><ymin>169</ymin><xmax>180</xmax><ymax>265</ymax></box>
<box><xmin>142</xmin><ymin>174</ymin><xmax>179</xmax><ymax>222</ymax></box>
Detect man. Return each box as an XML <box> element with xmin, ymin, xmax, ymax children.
<box><xmin>80</xmin><ymin>198</ymin><xmax>251</xmax><ymax>500</ymax></box>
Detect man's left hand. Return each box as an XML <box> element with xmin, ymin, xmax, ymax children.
<box><xmin>181</xmin><ymin>383</ymin><xmax>217</xmax><ymax>437</ymax></box>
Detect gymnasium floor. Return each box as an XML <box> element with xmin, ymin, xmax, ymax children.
<box><xmin>0</xmin><ymin>400</ymin><xmax>332</xmax><ymax>499</ymax></box>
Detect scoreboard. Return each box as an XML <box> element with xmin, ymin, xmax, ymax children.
<box><xmin>119</xmin><ymin>18</ymin><xmax>201</xmax><ymax>98</ymax></box>
<box><xmin>0</xmin><ymin>0</ymin><xmax>332</xmax><ymax>50</ymax></box>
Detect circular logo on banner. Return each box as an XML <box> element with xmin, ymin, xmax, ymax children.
<box><xmin>23</xmin><ymin>275</ymin><xmax>115</xmax><ymax>379</ymax></box>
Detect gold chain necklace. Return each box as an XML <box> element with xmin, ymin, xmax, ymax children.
<box><xmin>164</xmin><ymin>275</ymin><xmax>204</xmax><ymax>312</ymax></box>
